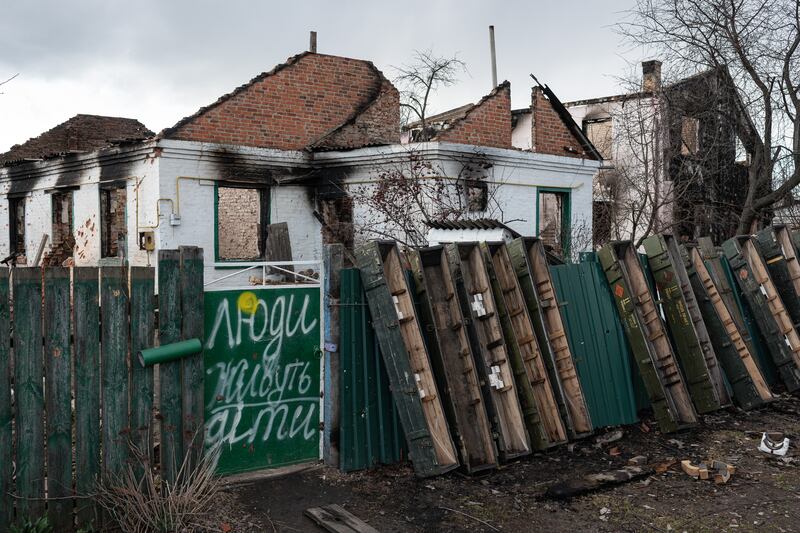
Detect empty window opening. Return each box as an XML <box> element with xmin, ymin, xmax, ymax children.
<box><xmin>8</xmin><ymin>196</ymin><xmax>26</xmax><ymax>262</ymax></box>
<box><xmin>320</xmin><ymin>196</ymin><xmax>354</xmax><ymax>251</ymax></box>
<box><xmin>216</xmin><ymin>185</ymin><xmax>269</xmax><ymax>261</ymax></box>
<box><xmin>48</xmin><ymin>191</ymin><xmax>74</xmax><ymax>265</ymax></box>
<box><xmin>101</xmin><ymin>186</ymin><xmax>127</xmax><ymax>258</ymax></box>
<box><xmin>465</xmin><ymin>180</ymin><xmax>489</xmax><ymax>212</ymax></box>
<box><xmin>593</xmin><ymin>200</ymin><xmax>613</xmax><ymax>247</ymax></box>
<box><xmin>681</xmin><ymin>116</ymin><xmax>700</xmax><ymax>155</ymax></box>
<box><xmin>537</xmin><ymin>189</ymin><xmax>571</xmax><ymax>257</ymax></box>
<box><xmin>584</xmin><ymin>118</ymin><xmax>613</xmax><ymax>160</ymax></box>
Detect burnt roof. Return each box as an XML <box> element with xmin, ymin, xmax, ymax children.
<box><xmin>1</xmin><ymin>114</ymin><xmax>153</xmax><ymax>165</ymax></box>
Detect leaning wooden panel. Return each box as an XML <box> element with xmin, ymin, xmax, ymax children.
<box><xmin>445</xmin><ymin>243</ymin><xmax>531</xmax><ymax>460</ymax></box>
<box><xmin>682</xmin><ymin>244</ymin><xmax>773</xmax><ymax>409</ymax></box>
<box><xmin>482</xmin><ymin>242</ymin><xmax>567</xmax><ymax>449</ymax></box>
<box><xmin>355</xmin><ymin>241</ymin><xmax>459</xmax><ymax>477</ymax></box>
<box><xmin>0</xmin><ymin>270</ymin><xmax>11</xmax><ymax>528</ymax></box>
<box><xmin>43</xmin><ymin>268</ymin><xmax>73</xmax><ymax>531</ymax></box>
<box><xmin>775</xmin><ymin>225</ymin><xmax>800</xmax><ymax>300</ymax></box>
<box><xmin>13</xmin><ymin>268</ymin><xmax>46</xmax><ymax>519</ymax></box>
<box><xmin>643</xmin><ymin>235</ymin><xmax>726</xmax><ymax>412</ymax></box>
<box><xmin>698</xmin><ymin>238</ymin><xmax>751</xmax><ymax>338</ymax></box>
<box><xmin>754</xmin><ymin>227</ymin><xmax>800</xmax><ymax>328</ymax></box>
<box><xmin>410</xmin><ymin>248</ymin><xmax>498</xmax><ymax>473</ymax></box>
<box><xmin>510</xmin><ymin>238</ymin><xmax>593</xmax><ymax>438</ymax></box>
<box><xmin>723</xmin><ymin>236</ymin><xmax>800</xmax><ymax>391</ymax></box>
<box><xmin>507</xmin><ymin>239</ymin><xmax>574</xmax><ymax>436</ymax></box>
<box><xmin>598</xmin><ymin>243</ymin><xmax>697</xmax><ymax>433</ymax></box>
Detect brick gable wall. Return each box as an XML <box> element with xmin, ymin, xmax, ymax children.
<box><xmin>164</xmin><ymin>53</ymin><xmax>399</xmax><ymax>150</ymax></box>
<box><xmin>531</xmin><ymin>87</ymin><xmax>585</xmax><ymax>159</ymax></box>
<box><xmin>434</xmin><ymin>82</ymin><xmax>512</xmax><ymax>149</ymax></box>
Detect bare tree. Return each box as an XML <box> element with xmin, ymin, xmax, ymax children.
<box><xmin>619</xmin><ymin>0</ymin><xmax>800</xmax><ymax>234</ymax></box>
<box><xmin>347</xmin><ymin>147</ymin><xmax>514</xmax><ymax>247</ymax></box>
<box><xmin>393</xmin><ymin>50</ymin><xmax>467</xmax><ymax>140</ymax></box>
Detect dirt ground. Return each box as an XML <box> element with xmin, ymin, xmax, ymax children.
<box><xmin>218</xmin><ymin>396</ymin><xmax>800</xmax><ymax>532</ymax></box>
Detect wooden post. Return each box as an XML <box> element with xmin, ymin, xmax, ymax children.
<box><xmin>323</xmin><ymin>244</ymin><xmax>343</xmax><ymax>467</ymax></box>
<box><xmin>130</xmin><ymin>267</ymin><xmax>156</xmax><ymax>478</ymax></box>
<box><xmin>44</xmin><ymin>268</ymin><xmax>73</xmax><ymax>530</ymax></box>
<box><xmin>13</xmin><ymin>268</ymin><xmax>45</xmax><ymax>519</ymax></box>
<box><xmin>179</xmin><ymin>247</ymin><xmax>204</xmax><ymax>470</ymax></box>
<box><xmin>0</xmin><ymin>270</ymin><xmax>12</xmax><ymax>527</ymax></box>
<box><xmin>158</xmin><ymin>250</ymin><xmax>183</xmax><ymax>486</ymax></box>
<box><xmin>74</xmin><ymin>267</ymin><xmax>101</xmax><ymax>528</ymax></box>
<box><xmin>101</xmin><ymin>267</ymin><xmax>131</xmax><ymax>478</ymax></box>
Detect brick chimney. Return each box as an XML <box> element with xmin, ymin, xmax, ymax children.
<box><xmin>642</xmin><ymin>60</ymin><xmax>662</xmax><ymax>92</ymax></box>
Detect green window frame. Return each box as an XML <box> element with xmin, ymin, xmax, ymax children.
<box><xmin>535</xmin><ymin>187</ymin><xmax>572</xmax><ymax>259</ymax></box>
<box><xmin>213</xmin><ymin>183</ymin><xmax>271</xmax><ymax>263</ymax></box>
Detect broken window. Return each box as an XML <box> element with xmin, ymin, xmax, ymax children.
<box><xmin>465</xmin><ymin>180</ymin><xmax>489</xmax><ymax>212</ymax></box>
<box><xmin>216</xmin><ymin>185</ymin><xmax>269</xmax><ymax>261</ymax></box>
<box><xmin>8</xmin><ymin>196</ymin><xmax>26</xmax><ymax>260</ymax></box>
<box><xmin>101</xmin><ymin>185</ymin><xmax>127</xmax><ymax>258</ymax></box>
<box><xmin>584</xmin><ymin>118</ymin><xmax>613</xmax><ymax>160</ymax></box>
<box><xmin>593</xmin><ymin>200</ymin><xmax>613</xmax><ymax>247</ymax></box>
<box><xmin>320</xmin><ymin>196</ymin><xmax>354</xmax><ymax>251</ymax></box>
<box><xmin>681</xmin><ymin>116</ymin><xmax>700</xmax><ymax>155</ymax></box>
<box><xmin>537</xmin><ymin>188</ymin><xmax>571</xmax><ymax>258</ymax></box>
<box><xmin>52</xmin><ymin>191</ymin><xmax>74</xmax><ymax>248</ymax></box>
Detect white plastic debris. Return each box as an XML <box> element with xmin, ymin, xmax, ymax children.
<box><xmin>758</xmin><ymin>432</ymin><xmax>790</xmax><ymax>456</ymax></box>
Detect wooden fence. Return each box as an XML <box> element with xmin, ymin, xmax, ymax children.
<box><xmin>0</xmin><ymin>248</ymin><xmax>204</xmax><ymax>532</ymax></box>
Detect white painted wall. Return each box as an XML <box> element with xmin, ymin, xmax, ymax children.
<box><xmin>319</xmin><ymin>142</ymin><xmax>599</xmax><ymax>256</ymax></box>
<box><xmin>511</xmin><ymin>112</ymin><xmax>532</xmax><ymax>151</ymax></box>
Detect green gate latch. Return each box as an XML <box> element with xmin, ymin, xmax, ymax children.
<box><xmin>139</xmin><ymin>338</ymin><xmax>202</xmax><ymax>367</ymax></box>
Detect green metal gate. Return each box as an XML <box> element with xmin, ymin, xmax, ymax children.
<box><xmin>339</xmin><ymin>269</ymin><xmax>406</xmax><ymax>472</ymax></box>
<box><xmin>203</xmin><ymin>285</ymin><xmax>322</xmax><ymax>475</ymax></box>
<box><xmin>550</xmin><ymin>258</ymin><xmax>639</xmax><ymax>428</ymax></box>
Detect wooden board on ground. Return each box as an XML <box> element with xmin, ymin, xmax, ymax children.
<box><xmin>305</xmin><ymin>504</ymin><xmax>379</xmax><ymax>533</ymax></box>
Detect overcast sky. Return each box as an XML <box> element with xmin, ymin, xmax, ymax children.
<box><xmin>0</xmin><ymin>0</ymin><xmax>643</xmax><ymax>152</ymax></box>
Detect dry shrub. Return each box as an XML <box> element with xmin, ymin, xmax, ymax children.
<box><xmin>96</xmin><ymin>441</ymin><xmax>221</xmax><ymax>533</ymax></box>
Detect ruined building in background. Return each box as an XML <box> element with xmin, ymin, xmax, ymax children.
<box><xmin>556</xmin><ymin>61</ymin><xmax>761</xmax><ymax>247</ymax></box>
<box><xmin>0</xmin><ymin>50</ymin><xmax>600</xmax><ymax>280</ymax></box>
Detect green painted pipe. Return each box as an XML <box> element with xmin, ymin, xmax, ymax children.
<box><xmin>139</xmin><ymin>338</ymin><xmax>202</xmax><ymax>367</ymax></box>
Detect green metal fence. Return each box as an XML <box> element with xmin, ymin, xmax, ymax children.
<box><xmin>551</xmin><ymin>258</ymin><xmax>640</xmax><ymax>428</ymax></box>
<box><xmin>339</xmin><ymin>269</ymin><xmax>406</xmax><ymax>472</ymax></box>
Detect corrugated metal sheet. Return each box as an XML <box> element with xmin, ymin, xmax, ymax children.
<box><xmin>339</xmin><ymin>269</ymin><xmax>405</xmax><ymax>472</ymax></box>
<box><xmin>550</xmin><ymin>257</ymin><xmax>639</xmax><ymax>428</ymax></box>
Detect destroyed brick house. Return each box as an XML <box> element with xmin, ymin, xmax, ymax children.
<box><xmin>0</xmin><ymin>51</ymin><xmax>600</xmax><ymax>281</ymax></box>
<box><xmin>560</xmin><ymin>61</ymin><xmax>761</xmax><ymax>246</ymax></box>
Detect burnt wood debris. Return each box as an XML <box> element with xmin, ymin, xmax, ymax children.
<box><xmin>354</xmin><ymin>228</ymin><xmax>800</xmax><ymax>476</ymax></box>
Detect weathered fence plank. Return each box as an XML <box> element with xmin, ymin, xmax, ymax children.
<box><xmin>0</xmin><ymin>270</ymin><xmax>12</xmax><ymax>528</ymax></box>
<box><xmin>130</xmin><ymin>267</ymin><xmax>155</xmax><ymax>478</ymax></box>
<box><xmin>158</xmin><ymin>250</ymin><xmax>183</xmax><ymax>485</ymax></box>
<box><xmin>101</xmin><ymin>267</ymin><xmax>131</xmax><ymax>478</ymax></box>
<box><xmin>44</xmin><ymin>268</ymin><xmax>73</xmax><ymax>531</ymax></box>
<box><xmin>13</xmin><ymin>268</ymin><xmax>45</xmax><ymax>520</ymax></box>
<box><xmin>180</xmin><ymin>246</ymin><xmax>204</xmax><ymax>469</ymax></box>
<box><xmin>74</xmin><ymin>267</ymin><xmax>101</xmax><ymax>529</ymax></box>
